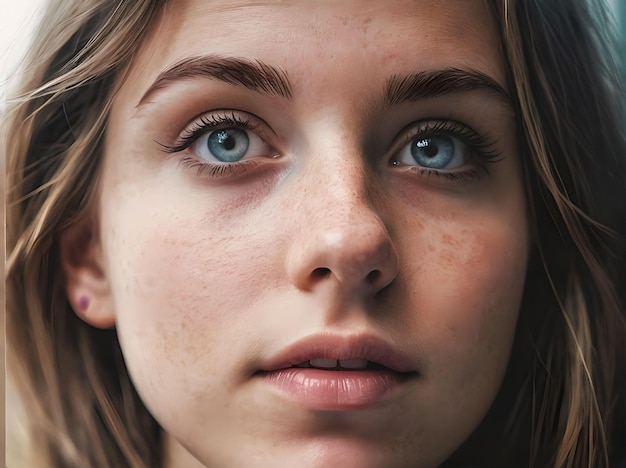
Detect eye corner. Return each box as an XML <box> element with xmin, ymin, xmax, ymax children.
<box><xmin>156</xmin><ymin>138</ymin><xmax>186</xmax><ymax>154</ymax></box>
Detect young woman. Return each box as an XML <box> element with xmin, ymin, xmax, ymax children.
<box><xmin>6</xmin><ymin>0</ymin><xmax>626</xmax><ymax>467</ymax></box>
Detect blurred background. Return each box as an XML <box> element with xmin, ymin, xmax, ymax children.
<box><xmin>611</xmin><ymin>0</ymin><xmax>625</xmax><ymax>80</ymax></box>
<box><xmin>1</xmin><ymin>1</ymin><xmax>44</xmax><ymax>106</ymax></box>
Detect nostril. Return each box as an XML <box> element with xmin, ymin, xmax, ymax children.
<box><xmin>366</xmin><ymin>270</ymin><xmax>381</xmax><ymax>284</ymax></box>
<box><xmin>312</xmin><ymin>267</ymin><xmax>332</xmax><ymax>279</ymax></box>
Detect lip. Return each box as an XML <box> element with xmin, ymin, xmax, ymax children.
<box><xmin>259</xmin><ymin>333</ymin><xmax>417</xmax><ymax>373</ymax></box>
<box><xmin>257</xmin><ymin>333</ymin><xmax>418</xmax><ymax>410</ymax></box>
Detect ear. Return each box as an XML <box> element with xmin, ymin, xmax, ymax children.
<box><xmin>60</xmin><ymin>218</ymin><xmax>116</xmax><ymax>328</ymax></box>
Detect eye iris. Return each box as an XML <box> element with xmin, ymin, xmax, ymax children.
<box><xmin>411</xmin><ymin>136</ymin><xmax>455</xmax><ymax>169</ymax></box>
<box><xmin>207</xmin><ymin>128</ymin><xmax>249</xmax><ymax>162</ymax></box>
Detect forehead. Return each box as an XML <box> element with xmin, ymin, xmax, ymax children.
<box><xmin>119</xmin><ymin>0</ymin><xmax>503</xmax><ymax>106</ymax></box>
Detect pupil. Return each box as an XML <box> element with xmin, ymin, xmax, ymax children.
<box><xmin>424</xmin><ymin>143</ymin><xmax>438</xmax><ymax>158</ymax></box>
<box><xmin>215</xmin><ymin>131</ymin><xmax>236</xmax><ymax>151</ymax></box>
<box><xmin>223</xmin><ymin>136</ymin><xmax>235</xmax><ymax>150</ymax></box>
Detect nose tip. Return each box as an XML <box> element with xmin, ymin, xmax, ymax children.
<box><xmin>287</xmin><ymin>218</ymin><xmax>399</xmax><ymax>295</ymax></box>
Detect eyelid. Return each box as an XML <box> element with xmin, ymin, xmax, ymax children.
<box><xmin>387</xmin><ymin>119</ymin><xmax>501</xmax><ymax>167</ymax></box>
<box><xmin>158</xmin><ymin>109</ymin><xmax>277</xmax><ymax>154</ymax></box>
<box><xmin>393</xmin><ymin>119</ymin><xmax>478</xmax><ymax>148</ymax></box>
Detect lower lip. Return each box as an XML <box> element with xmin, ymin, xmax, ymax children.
<box><xmin>258</xmin><ymin>368</ymin><xmax>414</xmax><ymax>410</ymax></box>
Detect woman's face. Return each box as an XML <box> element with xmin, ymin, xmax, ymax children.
<box><xmin>89</xmin><ymin>0</ymin><xmax>528</xmax><ymax>466</ymax></box>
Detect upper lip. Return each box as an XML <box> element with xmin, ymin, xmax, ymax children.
<box><xmin>260</xmin><ymin>333</ymin><xmax>417</xmax><ymax>373</ymax></box>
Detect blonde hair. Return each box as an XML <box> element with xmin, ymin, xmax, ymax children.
<box><xmin>5</xmin><ymin>0</ymin><xmax>626</xmax><ymax>467</ymax></box>
<box><xmin>6</xmin><ymin>1</ymin><xmax>166</xmax><ymax>466</ymax></box>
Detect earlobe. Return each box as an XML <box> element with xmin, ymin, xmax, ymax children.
<box><xmin>60</xmin><ymin>219</ymin><xmax>116</xmax><ymax>329</ymax></box>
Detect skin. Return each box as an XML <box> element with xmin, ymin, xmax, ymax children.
<box><xmin>62</xmin><ymin>1</ymin><xmax>529</xmax><ymax>466</ymax></box>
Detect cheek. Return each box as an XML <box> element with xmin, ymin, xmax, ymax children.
<box><xmin>402</xmin><ymin>212</ymin><xmax>527</xmax><ymax>381</ymax></box>
<box><xmin>99</xmin><ymin>189</ymin><xmax>280</xmax><ymax>395</ymax></box>
<box><xmin>385</xmin><ymin>206</ymin><xmax>527</xmax><ymax>440</ymax></box>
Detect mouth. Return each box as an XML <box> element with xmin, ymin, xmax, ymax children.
<box><xmin>289</xmin><ymin>358</ymin><xmax>390</xmax><ymax>370</ymax></box>
<box><xmin>256</xmin><ymin>334</ymin><xmax>418</xmax><ymax>410</ymax></box>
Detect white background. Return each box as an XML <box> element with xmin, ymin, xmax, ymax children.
<box><xmin>0</xmin><ymin>1</ymin><xmax>45</xmax><ymax>105</ymax></box>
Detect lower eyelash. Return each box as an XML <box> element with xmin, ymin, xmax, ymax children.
<box><xmin>399</xmin><ymin>120</ymin><xmax>502</xmax><ymax>179</ymax></box>
<box><xmin>410</xmin><ymin>166</ymin><xmax>487</xmax><ymax>182</ymax></box>
<box><xmin>178</xmin><ymin>156</ymin><xmax>260</xmax><ymax>178</ymax></box>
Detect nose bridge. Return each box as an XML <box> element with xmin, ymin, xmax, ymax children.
<box><xmin>298</xmin><ymin>138</ymin><xmax>388</xmax><ymax>246</ymax></box>
<box><xmin>286</xmin><ymin>142</ymin><xmax>399</xmax><ymax>295</ymax></box>
<box><xmin>308</xmin><ymin>151</ymin><xmax>375</xmax><ymax>226</ymax></box>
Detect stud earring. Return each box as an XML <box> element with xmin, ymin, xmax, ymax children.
<box><xmin>78</xmin><ymin>295</ymin><xmax>89</xmax><ymax>310</ymax></box>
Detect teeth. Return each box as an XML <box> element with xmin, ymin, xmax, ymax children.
<box><xmin>338</xmin><ymin>359</ymin><xmax>369</xmax><ymax>369</ymax></box>
<box><xmin>303</xmin><ymin>358</ymin><xmax>370</xmax><ymax>370</ymax></box>
<box><xmin>309</xmin><ymin>358</ymin><xmax>338</xmax><ymax>368</ymax></box>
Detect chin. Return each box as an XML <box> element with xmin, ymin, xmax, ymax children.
<box><xmin>244</xmin><ymin>437</ymin><xmax>439</xmax><ymax>468</ymax></box>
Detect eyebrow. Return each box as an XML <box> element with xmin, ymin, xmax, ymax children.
<box><xmin>383</xmin><ymin>68</ymin><xmax>510</xmax><ymax>108</ymax></box>
<box><xmin>137</xmin><ymin>55</ymin><xmax>293</xmax><ymax>107</ymax></box>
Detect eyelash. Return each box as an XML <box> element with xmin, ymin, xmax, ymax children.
<box><xmin>160</xmin><ymin>112</ymin><xmax>261</xmax><ymax>154</ymax></box>
<box><xmin>392</xmin><ymin>119</ymin><xmax>501</xmax><ymax>182</ymax></box>
<box><xmin>159</xmin><ymin>111</ymin><xmax>270</xmax><ymax>178</ymax></box>
<box><xmin>160</xmin><ymin>113</ymin><xmax>501</xmax><ymax>181</ymax></box>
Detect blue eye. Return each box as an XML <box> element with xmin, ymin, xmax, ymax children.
<box><xmin>412</xmin><ymin>136</ymin><xmax>454</xmax><ymax>168</ymax></box>
<box><xmin>192</xmin><ymin>126</ymin><xmax>271</xmax><ymax>163</ymax></box>
<box><xmin>207</xmin><ymin>128</ymin><xmax>249</xmax><ymax>162</ymax></box>
<box><xmin>395</xmin><ymin>134</ymin><xmax>469</xmax><ymax>170</ymax></box>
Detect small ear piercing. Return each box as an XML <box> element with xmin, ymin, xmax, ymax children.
<box><xmin>78</xmin><ymin>295</ymin><xmax>89</xmax><ymax>310</ymax></box>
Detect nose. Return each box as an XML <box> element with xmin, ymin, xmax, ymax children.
<box><xmin>286</xmin><ymin>168</ymin><xmax>399</xmax><ymax>297</ymax></box>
